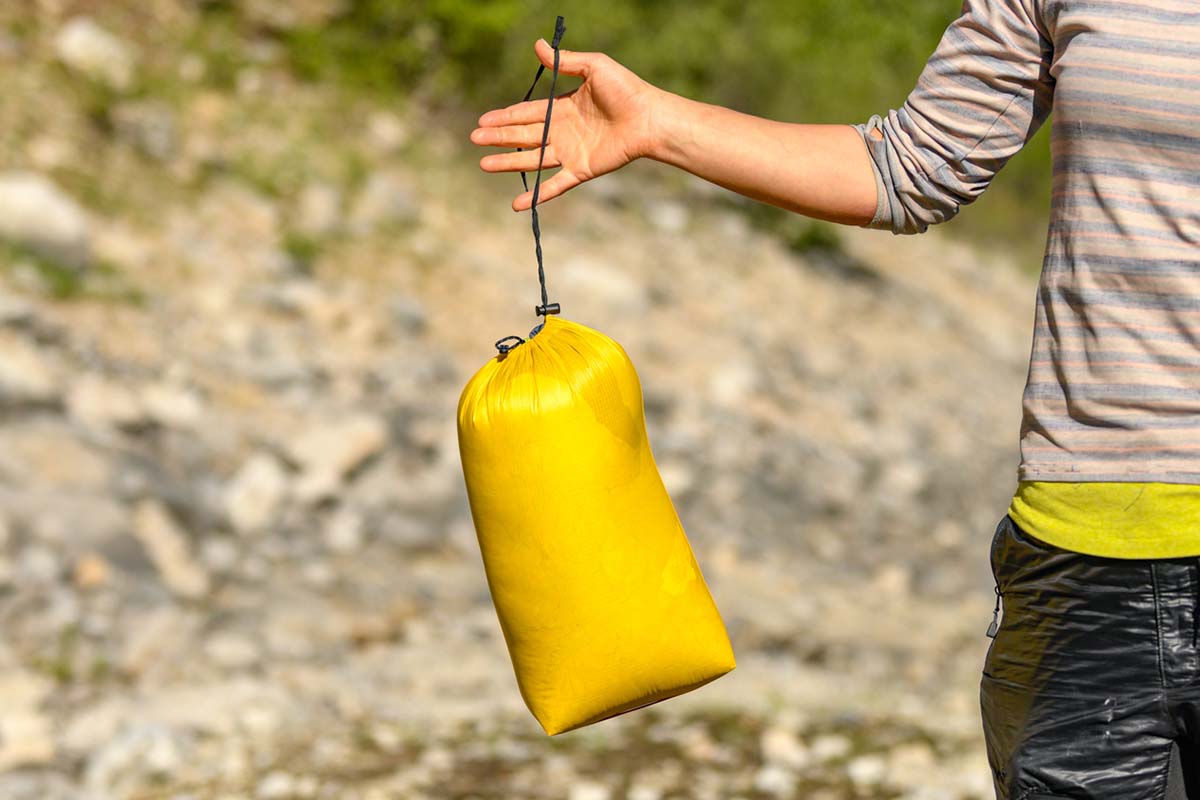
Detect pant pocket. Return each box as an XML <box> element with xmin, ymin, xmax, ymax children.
<box><xmin>985</xmin><ymin>515</ymin><xmax>1012</xmax><ymax>639</ymax></box>
<box><xmin>988</xmin><ymin>515</ymin><xmax>1008</xmax><ymax>589</ymax></box>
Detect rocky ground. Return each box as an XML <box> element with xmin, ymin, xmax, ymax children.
<box><xmin>0</xmin><ymin>4</ymin><xmax>1041</xmax><ymax>799</ymax></box>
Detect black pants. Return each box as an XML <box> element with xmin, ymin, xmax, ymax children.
<box><xmin>982</xmin><ymin>514</ymin><xmax>1200</xmax><ymax>799</ymax></box>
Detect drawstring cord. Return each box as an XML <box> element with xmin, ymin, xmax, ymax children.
<box><xmin>986</xmin><ymin>584</ymin><xmax>1001</xmax><ymax>638</ymax></box>
<box><xmin>495</xmin><ymin>15</ymin><xmax>566</xmax><ymax>356</ymax></box>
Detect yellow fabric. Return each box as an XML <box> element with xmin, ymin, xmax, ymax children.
<box><xmin>456</xmin><ymin>316</ymin><xmax>735</xmax><ymax>736</ymax></box>
<box><xmin>1007</xmin><ymin>480</ymin><xmax>1200</xmax><ymax>559</ymax></box>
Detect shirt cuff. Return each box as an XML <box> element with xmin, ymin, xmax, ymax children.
<box><xmin>850</xmin><ymin>116</ymin><xmax>895</xmax><ymax>232</ymax></box>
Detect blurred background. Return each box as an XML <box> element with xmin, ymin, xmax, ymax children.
<box><xmin>0</xmin><ymin>1</ymin><xmax>1046</xmax><ymax>798</ymax></box>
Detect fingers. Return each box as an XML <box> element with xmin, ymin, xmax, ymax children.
<box><xmin>480</xmin><ymin>145</ymin><xmax>561</xmax><ymax>174</ymax></box>
<box><xmin>477</xmin><ymin>88</ymin><xmax>577</xmax><ymax>128</ymax></box>
<box><xmin>533</xmin><ymin>38</ymin><xmax>599</xmax><ymax>78</ymax></box>
<box><xmin>513</xmin><ymin>169</ymin><xmax>580</xmax><ymax>212</ymax></box>
<box><xmin>470</xmin><ymin>122</ymin><xmax>548</xmax><ymax>149</ymax></box>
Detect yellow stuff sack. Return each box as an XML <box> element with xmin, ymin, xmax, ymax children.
<box><xmin>457</xmin><ymin>315</ymin><xmax>736</xmax><ymax>735</ymax></box>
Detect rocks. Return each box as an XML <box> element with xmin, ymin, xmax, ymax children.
<box><xmin>288</xmin><ymin>414</ymin><xmax>388</xmax><ymax>501</ymax></box>
<box><xmin>323</xmin><ymin>507</ymin><xmax>364</xmax><ymax>553</ymax></box>
<box><xmin>0</xmin><ymin>333</ymin><xmax>61</xmax><ymax>407</ymax></box>
<box><xmin>0</xmin><ymin>172</ymin><xmax>91</xmax><ymax>270</ymax></box>
<box><xmin>568</xmin><ymin>781</ymin><xmax>611</xmax><ymax>800</ymax></box>
<box><xmin>204</xmin><ymin>632</ymin><xmax>261</xmax><ymax>669</ymax></box>
<box><xmin>111</xmin><ymin>101</ymin><xmax>177</xmax><ymax>160</ymax></box>
<box><xmin>367</xmin><ymin>111</ymin><xmax>410</xmax><ymax>153</ymax></box>
<box><xmin>846</xmin><ymin>753</ymin><xmax>887</xmax><ymax>787</ymax></box>
<box><xmin>760</xmin><ymin>724</ymin><xmax>810</xmax><ymax>769</ymax></box>
<box><xmin>140</xmin><ymin>382</ymin><xmax>204</xmax><ymax>429</ymax></box>
<box><xmin>646</xmin><ymin>199</ymin><xmax>690</xmax><ymax>233</ymax></box>
<box><xmin>559</xmin><ymin>255</ymin><xmax>649</xmax><ymax>315</ymax></box>
<box><xmin>83</xmin><ymin>723</ymin><xmax>186</xmax><ymax>796</ymax></box>
<box><xmin>295</xmin><ymin>182</ymin><xmax>343</xmax><ymax>237</ymax></box>
<box><xmin>391</xmin><ymin>294</ymin><xmax>428</xmax><ymax>336</ymax></box>
<box><xmin>66</xmin><ymin>374</ymin><xmax>143</xmax><ymax>430</ymax></box>
<box><xmin>753</xmin><ymin>765</ymin><xmax>795</xmax><ymax>797</ymax></box>
<box><xmin>348</xmin><ymin>170</ymin><xmax>420</xmax><ymax>233</ymax></box>
<box><xmin>225</xmin><ymin>453</ymin><xmax>289</xmax><ymax>535</ymax></box>
<box><xmin>54</xmin><ymin>17</ymin><xmax>134</xmax><ymax>90</ymax></box>
<box><xmin>810</xmin><ymin>734</ymin><xmax>853</xmax><ymax>762</ymax></box>
<box><xmin>132</xmin><ymin>499</ymin><xmax>210</xmax><ymax>599</ymax></box>
<box><xmin>0</xmin><ymin>671</ymin><xmax>55</xmax><ymax>770</ymax></box>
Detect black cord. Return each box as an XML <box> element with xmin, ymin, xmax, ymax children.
<box><xmin>495</xmin><ymin>15</ymin><xmax>567</xmax><ymax>356</ymax></box>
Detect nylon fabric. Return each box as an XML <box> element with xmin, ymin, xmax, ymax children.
<box><xmin>982</xmin><ymin>514</ymin><xmax>1200</xmax><ymax>798</ymax></box>
<box><xmin>457</xmin><ymin>316</ymin><xmax>736</xmax><ymax>736</ymax></box>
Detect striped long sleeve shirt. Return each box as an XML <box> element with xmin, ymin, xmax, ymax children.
<box><xmin>854</xmin><ymin>0</ymin><xmax>1200</xmax><ymax>487</ymax></box>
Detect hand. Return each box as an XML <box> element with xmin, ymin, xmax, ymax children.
<box><xmin>470</xmin><ymin>38</ymin><xmax>661</xmax><ymax>212</ymax></box>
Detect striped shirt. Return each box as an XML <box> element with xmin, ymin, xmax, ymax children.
<box><xmin>853</xmin><ymin>0</ymin><xmax>1200</xmax><ymax>484</ymax></box>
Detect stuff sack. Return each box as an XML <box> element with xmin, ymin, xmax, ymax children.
<box><xmin>457</xmin><ymin>316</ymin><xmax>736</xmax><ymax>735</ymax></box>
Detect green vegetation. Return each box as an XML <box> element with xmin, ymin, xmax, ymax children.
<box><xmin>0</xmin><ymin>241</ymin><xmax>141</xmax><ymax>304</ymax></box>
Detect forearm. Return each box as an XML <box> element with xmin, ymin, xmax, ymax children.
<box><xmin>644</xmin><ymin>88</ymin><xmax>879</xmax><ymax>227</ymax></box>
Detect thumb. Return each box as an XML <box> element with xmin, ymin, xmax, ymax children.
<box><xmin>534</xmin><ymin>38</ymin><xmax>596</xmax><ymax>78</ymax></box>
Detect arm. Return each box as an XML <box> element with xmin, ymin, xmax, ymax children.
<box><xmin>855</xmin><ymin>0</ymin><xmax>1055</xmax><ymax>234</ymax></box>
<box><xmin>471</xmin><ymin>39</ymin><xmax>877</xmax><ymax>224</ymax></box>
<box><xmin>473</xmin><ymin>0</ymin><xmax>1054</xmax><ymax>234</ymax></box>
<box><xmin>646</xmin><ymin>93</ymin><xmax>880</xmax><ymax>226</ymax></box>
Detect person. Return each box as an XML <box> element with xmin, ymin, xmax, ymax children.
<box><xmin>470</xmin><ymin>1</ymin><xmax>1200</xmax><ymax>796</ymax></box>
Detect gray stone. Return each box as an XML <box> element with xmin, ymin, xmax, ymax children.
<box><xmin>568</xmin><ymin>782</ymin><xmax>611</xmax><ymax>800</ymax></box>
<box><xmin>367</xmin><ymin>111</ymin><xmax>410</xmax><ymax>152</ymax></box>
<box><xmin>391</xmin><ymin>294</ymin><xmax>428</xmax><ymax>335</ymax></box>
<box><xmin>752</xmin><ymin>765</ymin><xmax>795</xmax><ymax>797</ymax></box>
<box><xmin>140</xmin><ymin>382</ymin><xmax>204</xmax><ymax>429</ymax></box>
<box><xmin>760</xmin><ymin>725</ymin><xmax>810</xmax><ymax>769</ymax></box>
<box><xmin>559</xmin><ymin>256</ymin><xmax>648</xmax><ymax>314</ymax></box>
<box><xmin>847</xmin><ymin>753</ymin><xmax>888</xmax><ymax>787</ymax></box>
<box><xmin>16</xmin><ymin>545</ymin><xmax>61</xmax><ymax>585</ymax></box>
<box><xmin>66</xmin><ymin>374</ymin><xmax>144</xmax><ymax>430</ymax></box>
<box><xmin>295</xmin><ymin>182</ymin><xmax>342</xmax><ymax>237</ymax></box>
<box><xmin>111</xmin><ymin>101</ymin><xmax>177</xmax><ymax>160</ymax></box>
<box><xmin>0</xmin><ymin>671</ymin><xmax>54</xmax><ymax>770</ymax></box>
<box><xmin>349</xmin><ymin>170</ymin><xmax>419</xmax><ymax>233</ymax></box>
<box><xmin>289</xmin><ymin>414</ymin><xmax>388</xmax><ymax>498</ymax></box>
<box><xmin>0</xmin><ymin>172</ymin><xmax>90</xmax><ymax>270</ymax></box>
<box><xmin>256</xmin><ymin>771</ymin><xmax>297</xmax><ymax>799</ymax></box>
<box><xmin>0</xmin><ymin>334</ymin><xmax>60</xmax><ymax>406</ymax></box>
<box><xmin>84</xmin><ymin>723</ymin><xmax>186</xmax><ymax>795</ymax></box>
<box><xmin>225</xmin><ymin>453</ymin><xmax>289</xmax><ymax>535</ymax></box>
<box><xmin>646</xmin><ymin>199</ymin><xmax>689</xmax><ymax>233</ymax></box>
<box><xmin>55</xmin><ymin>17</ymin><xmax>134</xmax><ymax>90</ymax></box>
<box><xmin>132</xmin><ymin>499</ymin><xmax>210</xmax><ymax>599</ymax></box>
<box><xmin>323</xmin><ymin>507</ymin><xmax>363</xmax><ymax>553</ymax></box>
<box><xmin>204</xmin><ymin>632</ymin><xmax>261</xmax><ymax>669</ymax></box>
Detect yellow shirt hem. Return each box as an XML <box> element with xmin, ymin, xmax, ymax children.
<box><xmin>1007</xmin><ymin>480</ymin><xmax>1200</xmax><ymax>560</ymax></box>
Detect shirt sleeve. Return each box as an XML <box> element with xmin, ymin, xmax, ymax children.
<box><xmin>853</xmin><ymin>0</ymin><xmax>1055</xmax><ymax>235</ymax></box>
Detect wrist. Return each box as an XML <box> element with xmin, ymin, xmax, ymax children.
<box><xmin>638</xmin><ymin>85</ymin><xmax>686</xmax><ymax>164</ymax></box>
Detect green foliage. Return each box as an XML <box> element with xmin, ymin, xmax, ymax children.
<box><xmin>0</xmin><ymin>241</ymin><xmax>141</xmax><ymax>304</ymax></box>
<box><xmin>281</xmin><ymin>0</ymin><xmax>526</xmax><ymax>98</ymax></box>
<box><xmin>282</xmin><ymin>230</ymin><xmax>321</xmax><ymax>273</ymax></box>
